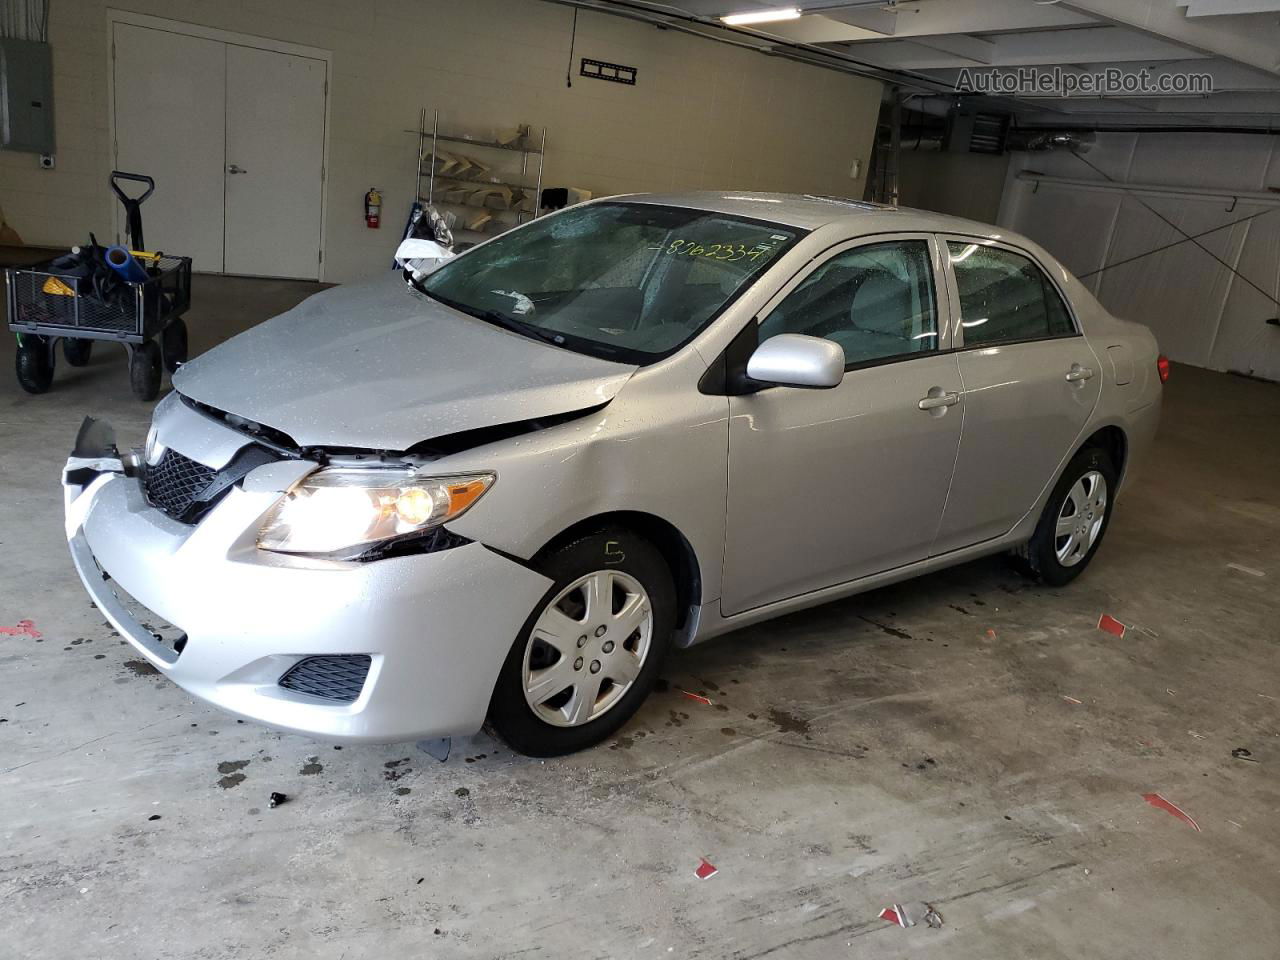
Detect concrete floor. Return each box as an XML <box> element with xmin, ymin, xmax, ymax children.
<box><xmin>2</xmin><ymin>275</ymin><xmax>1278</xmax><ymax>959</ymax></box>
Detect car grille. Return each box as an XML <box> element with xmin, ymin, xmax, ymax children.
<box><xmin>278</xmin><ymin>655</ymin><xmax>372</xmax><ymax>703</ymax></box>
<box><xmin>144</xmin><ymin>449</ymin><xmax>217</xmax><ymax>522</ymax></box>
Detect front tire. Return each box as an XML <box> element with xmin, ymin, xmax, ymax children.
<box><xmin>63</xmin><ymin>337</ymin><xmax>94</xmax><ymax>367</ymax></box>
<box><xmin>15</xmin><ymin>337</ymin><xmax>54</xmax><ymax>394</ymax></box>
<box><xmin>1019</xmin><ymin>445</ymin><xmax>1117</xmax><ymax>586</ymax></box>
<box><xmin>161</xmin><ymin>317</ymin><xmax>188</xmax><ymax>372</ymax></box>
<box><xmin>487</xmin><ymin>528</ymin><xmax>675</xmax><ymax>757</ymax></box>
<box><xmin>129</xmin><ymin>340</ymin><xmax>162</xmax><ymax>401</ymax></box>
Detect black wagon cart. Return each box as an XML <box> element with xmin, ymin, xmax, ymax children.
<box><xmin>7</xmin><ymin>171</ymin><xmax>192</xmax><ymax>401</ymax></box>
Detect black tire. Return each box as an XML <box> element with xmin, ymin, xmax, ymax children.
<box><xmin>487</xmin><ymin>527</ymin><xmax>676</xmax><ymax>757</ymax></box>
<box><xmin>161</xmin><ymin>317</ymin><xmax>188</xmax><ymax>373</ymax></box>
<box><xmin>62</xmin><ymin>337</ymin><xmax>94</xmax><ymax>367</ymax></box>
<box><xmin>129</xmin><ymin>340</ymin><xmax>162</xmax><ymax>401</ymax></box>
<box><xmin>1018</xmin><ymin>445</ymin><xmax>1118</xmax><ymax>586</ymax></box>
<box><xmin>15</xmin><ymin>338</ymin><xmax>54</xmax><ymax>394</ymax></box>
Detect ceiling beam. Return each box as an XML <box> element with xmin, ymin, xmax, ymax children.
<box><xmin>1058</xmin><ymin>0</ymin><xmax>1280</xmax><ymax>75</ymax></box>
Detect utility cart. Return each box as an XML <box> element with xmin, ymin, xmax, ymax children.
<box><xmin>7</xmin><ymin>171</ymin><xmax>192</xmax><ymax>400</ymax></box>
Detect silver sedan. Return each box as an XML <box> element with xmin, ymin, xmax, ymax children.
<box><xmin>62</xmin><ymin>193</ymin><xmax>1164</xmax><ymax>756</ymax></box>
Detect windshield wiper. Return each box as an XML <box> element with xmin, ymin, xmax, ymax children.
<box><xmin>424</xmin><ymin>289</ymin><xmax>566</xmax><ymax>349</ymax></box>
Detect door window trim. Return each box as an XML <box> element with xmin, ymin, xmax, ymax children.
<box><xmin>937</xmin><ymin>233</ymin><xmax>1082</xmax><ymax>351</ymax></box>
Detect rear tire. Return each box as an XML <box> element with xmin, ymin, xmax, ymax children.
<box><xmin>487</xmin><ymin>527</ymin><xmax>675</xmax><ymax>757</ymax></box>
<box><xmin>161</xmin><ymin>317</ymin><xmax>188</xmax><ymax>373</ymax></box>
<box><xmin>129</xmin><ymin>340</ymin><xmax>162</xmax><ymax>401</ymax></box>
<box><xmin>62</xmin><ymin>338</ymin><xmax>94</xmax><ymax>367</ymax></box>
<box><xmin>1018</xmin><ymin>445</ymin><xmax>1117</xmax><ymax>586</ymax></box>
<box><xmin>15</xmin><ymin>337</ymin><xmax>54</xmax><ymax>394</ymax></box>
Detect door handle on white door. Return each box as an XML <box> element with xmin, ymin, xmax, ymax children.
<box><xmin>227</xmin><ymin>163</ymin><xmax>247</xmax><ymax>174</ymax></box>
<box><xmin>1065</xmin><ymin>364</ymin><xmax>1095</xmax><ymax>383</ymax></box>
<box><xmin>918</xmin><ymin>389</ymin><xmax>960</xmax><ymax>411</ymax></box>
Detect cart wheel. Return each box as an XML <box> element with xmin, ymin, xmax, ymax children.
<box><xmin>63</xmin><ymin>337</ymin><xmax>94</xmax><ymax>367</ymax></box>
<box><xmin>16</xmin><ymin>337</ymin><xmax>55</xmax><ymax>394</ymax></box>
<box><xmin>129</xmin><ymin>340</ymin><xmax>162</xmax><ymax>401</ymax></box>
<box><xmin>161</xmin><ymin>317</ymin><xmax>188</xmax><ymax>373</ymax></box>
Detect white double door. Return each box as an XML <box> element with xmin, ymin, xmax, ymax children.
<box><xmin>112</xmin><ymin>22</ymin><xmax>327</xmax><ymax>279</ymax></box>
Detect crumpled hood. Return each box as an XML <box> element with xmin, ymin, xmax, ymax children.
<box><xmin>173</xmin><ymin>275</ymin><xmax>636</xmax><ymax>450</ymax></box>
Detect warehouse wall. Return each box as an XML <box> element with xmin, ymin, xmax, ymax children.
<box><xmin>897</xmin><ymin>150</ymin><xmax>1009</xmax><ymax>225</ymax></box>
<box><xmin>998</xmin><ymin>132</ymin><xmax>1280</xmax><ymax>382</ymax></box>
<box><xmin>0</xmin><ymin>0</ymin><xmax>882</xmax><ymax>283</ymax></box>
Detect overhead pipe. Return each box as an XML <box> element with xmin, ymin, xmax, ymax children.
<box><xmin>1016</xmin><ymin>171</ymin><xmax>1280</xmax><ymax>207</ymax></box>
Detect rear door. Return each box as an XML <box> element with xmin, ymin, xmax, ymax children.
<box><xmin>721</xmin><ymin>234</ymin><xmax>964</xmax><ymax>615</ymax></box>
<box><xmin>931</xmin><ymin>238</ymin><xmax>1101</xmax><ymax>554</ymax></box>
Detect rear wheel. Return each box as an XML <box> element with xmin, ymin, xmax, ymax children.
<box><xmin>1018</xmin><ymin>445</ymin><xmax>1117</xmax><ymax>586</ymax></box>
<box><xmin>62</xmin><ymin>337</ymin><xmax>94</xmax><ymax>367</ymax></box>
<box><xmin>15</xmin><ymin>337</ymin><xmax>54</xmax><ymax>394</ymax></box>
<box><xmin>129</xmin><ymin>340</ymin><xmax>162</xmax><ymax>401</ymax></box>
<box><xmin>161</xmin><ymin>317</ymin><xmax>188</xmax><ymax>372</ymax></box>
<box><xmin>487</xmin><ymin>528</ymin><xmax>675</xmax><ymax>757</ymax></box>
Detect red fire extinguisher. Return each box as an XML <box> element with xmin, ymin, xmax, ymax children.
<box><xmin>365</xmin><ymin>188</ymin><xmax>382</xmax><ymax>229</ymax></box>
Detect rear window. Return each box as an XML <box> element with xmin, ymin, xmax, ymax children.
<box><xmin>947</xmin><ymin>242</ymin><xmax>1075</xmax><ymax>345</ymax></box>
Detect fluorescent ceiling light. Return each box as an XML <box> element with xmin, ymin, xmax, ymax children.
<box><xmin>720</xmin><ymin>7</ymin><xmax>802</xmax><ymax>26</ymax></box>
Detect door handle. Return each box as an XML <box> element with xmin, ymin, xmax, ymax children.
<box><xmin>227</xmin><ymin>164</ymin><xmax>247</xmax><ymax>174</ymax></box>
<box><xmin>918</xmin><ymin>390</ymin><xmax>960</xmax><ymax>411</ymax></box>
<box><xmin>1065</xmin><ymin>364</ymin><xmax>1095</xmax><ymax>383</ymax></box>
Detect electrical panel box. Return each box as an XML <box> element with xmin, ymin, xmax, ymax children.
<box><xmin>0</xmin><ymin>38</ymin><xmax>55</xmax><ymax>154</ymax></box>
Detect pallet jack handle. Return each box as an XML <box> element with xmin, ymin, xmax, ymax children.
<box><xmin>109</xmin><ymin>171</ymin><xmax>155</xmax><ymax>251</ymax></box>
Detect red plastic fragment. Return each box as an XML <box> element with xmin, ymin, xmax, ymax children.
<box><xmin>1097</xmin><ymin>613</ymin><xmax>1126</xmax><ymax>637</ymax></box>
<box><xmin>1143</xmin><ymin>792</ymin><xmax>1201</xmax><ymax>832</ymax></box>
<box><xmin>681</xmin><ymin>690</ymin><xmax>713</xmax><ymax>706</ymax></box>
<box><xmin>879</xmin><ymin>905</ymin><xmax>909</xmax><ymax>928</ymax></box>
<box><xmin>695</xmin><ymin>858</ymin><xmax>718</xmax><ymax>880</ymax></box>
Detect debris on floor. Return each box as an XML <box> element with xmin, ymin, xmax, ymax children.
<box><xmin>1142</xmin><ymin>792</ymin><xmax>1201</xmax><ymax>832</ymax></box>
<box><xmin>1062</xmin><ymin>695</ymin><xmax>1083</xmax><ymax>705</ymax></box>
<box><xmin>1231</xmin><ymin>747</ymin><xmax>1259</xmax><ymax>763</ymax></box>
<box><xmin>681</xmin><ymin>690</ymin><xmax>713</xmax><ymax>706</ymax></box>
<box><xmin>416</xmin><ymin>737</ymin><xmax>451</xmax><ymax>762</ymax></box>
<box><xmin>0</xmin><ymin>619</ymin><xmax>41</xmax><ymax>637</ymax></box>
<box><xmin>1226</xmin><ymin>562</ymin><xmax>1265</xmax><ymax>577</ymax></box>
<box><xmin>694</xmin><ymin>858</ymin><xmax>718</xmax><ymax>880</ymax></box>
<box><xmin>268</xmin><ymin>792</ymin><xmax>288</xmax><ymax>808</ymax></box>
<box><xmin>878</xmin><ymin>902</ymin><xmax>943</xmax><ymax>929</ymax></box>
<box><xmin>1097</xmin><ymin>613</ymin><xmax>1126</xmax><ymax>637</ymax></box>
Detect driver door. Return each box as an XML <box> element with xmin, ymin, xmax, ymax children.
<box><xmin>721</xmin><ymin>235</ymin><xmax>964</xmax><ymax>615</ymax></box>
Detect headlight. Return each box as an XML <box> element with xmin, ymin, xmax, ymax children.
<box><xmin>258</xmin><ymin>468</ymin><xmax>494</xmax><ymax>556</ymax></box>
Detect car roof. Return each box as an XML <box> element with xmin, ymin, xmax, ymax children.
<box><xmin>611</xmin><ymin>191</ymin><xmax>1006</xmax><ymax>240</ymax></box>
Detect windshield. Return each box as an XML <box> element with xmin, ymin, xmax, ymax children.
<box><xmin>419</xmin><ymin>202</ymin><xmax>804</xmax><ymax>363</ymax></box>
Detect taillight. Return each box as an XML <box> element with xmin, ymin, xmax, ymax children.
<box><xmin>1157</xmin><ymin>354</ymin><xmax>1170</xmax><ymax>383</ymax></box>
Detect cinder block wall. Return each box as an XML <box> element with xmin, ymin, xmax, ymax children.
<box><xmin>0</xmin><ymin>0</ymin><xmax>882</xmax><ymax>283</ymax></box>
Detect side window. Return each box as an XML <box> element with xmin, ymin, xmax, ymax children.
<box><xmin>947</xmin><ymin>242</ymin><xmax>1076</xmax><ymax>345</ymax></box>
<box><xmin>759</xmin><ymin>240</ymin><xmax>938</xmax><ymax>365</ymax></box>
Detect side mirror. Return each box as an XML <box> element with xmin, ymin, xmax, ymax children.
<box><xmin>395</xmin><ymin>237</ymin><xmax>455</xmax><ymax>277</ymax></box>
<box><xmin>746</xmin><ymin>334</ymin><xmax>845</xmax><ymax>389</ymax></box>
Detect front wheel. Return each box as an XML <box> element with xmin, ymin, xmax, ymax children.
<box><xmin>1018</xmin><ymin>445</ymin><xmax>1117</xmax><ymax>586</ymax></box>
<box><xmin>161</xmin><ymin>317</ymin><xmax>188</xmax><ymax>373</ymax></box>
<box><xmin>15</xmin><ymin>337</ymin><xmax>54</xmax><ymax>394</ymax></box>
<box><xmin>487</xmin><ymin>528</ymin><xmax>675</xmax><ymax>757</ymax></box>
<box><xmin>129</xmin><ymin>340</ymin><xmax>162</xmax><ymax>401</ymax></box>
<box><xmin>63</xmin><ymin>337</ymin><xmax>94</xmax><ymax>367</ymax></box>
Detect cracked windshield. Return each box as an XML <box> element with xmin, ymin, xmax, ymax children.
<box><xmin>420</xmin><ymin>201</ymin><xmax>802</xmax><ymax>362</ymax></box>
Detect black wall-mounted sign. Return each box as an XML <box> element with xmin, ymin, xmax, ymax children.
<box><xmin>580</xmin><ymin>58</ymin><xmax>637</xmax><ymax>86</ymax></box>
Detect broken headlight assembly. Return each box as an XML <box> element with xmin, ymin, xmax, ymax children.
<box><xmin>257</xmin><ymin>468</ymin><xmax>494</xmax><ymax>557</ymax></box>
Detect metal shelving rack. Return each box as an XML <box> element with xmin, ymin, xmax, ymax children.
<box><xmin>408</xmin><ymin>109</ymin><xmax>547</xmax><ymax>245</ymax></box>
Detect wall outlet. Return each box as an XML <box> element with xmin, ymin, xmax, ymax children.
<box><xmin>39</xmin><ymin>153</ymin><xmax>55</xmax><ymax>169</ymax></box>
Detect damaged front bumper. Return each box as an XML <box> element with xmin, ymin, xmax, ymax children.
<box><xmin>62</xmin><ymin>415</ymin><xmax>552</xmax><ymax>742</ymax></box>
